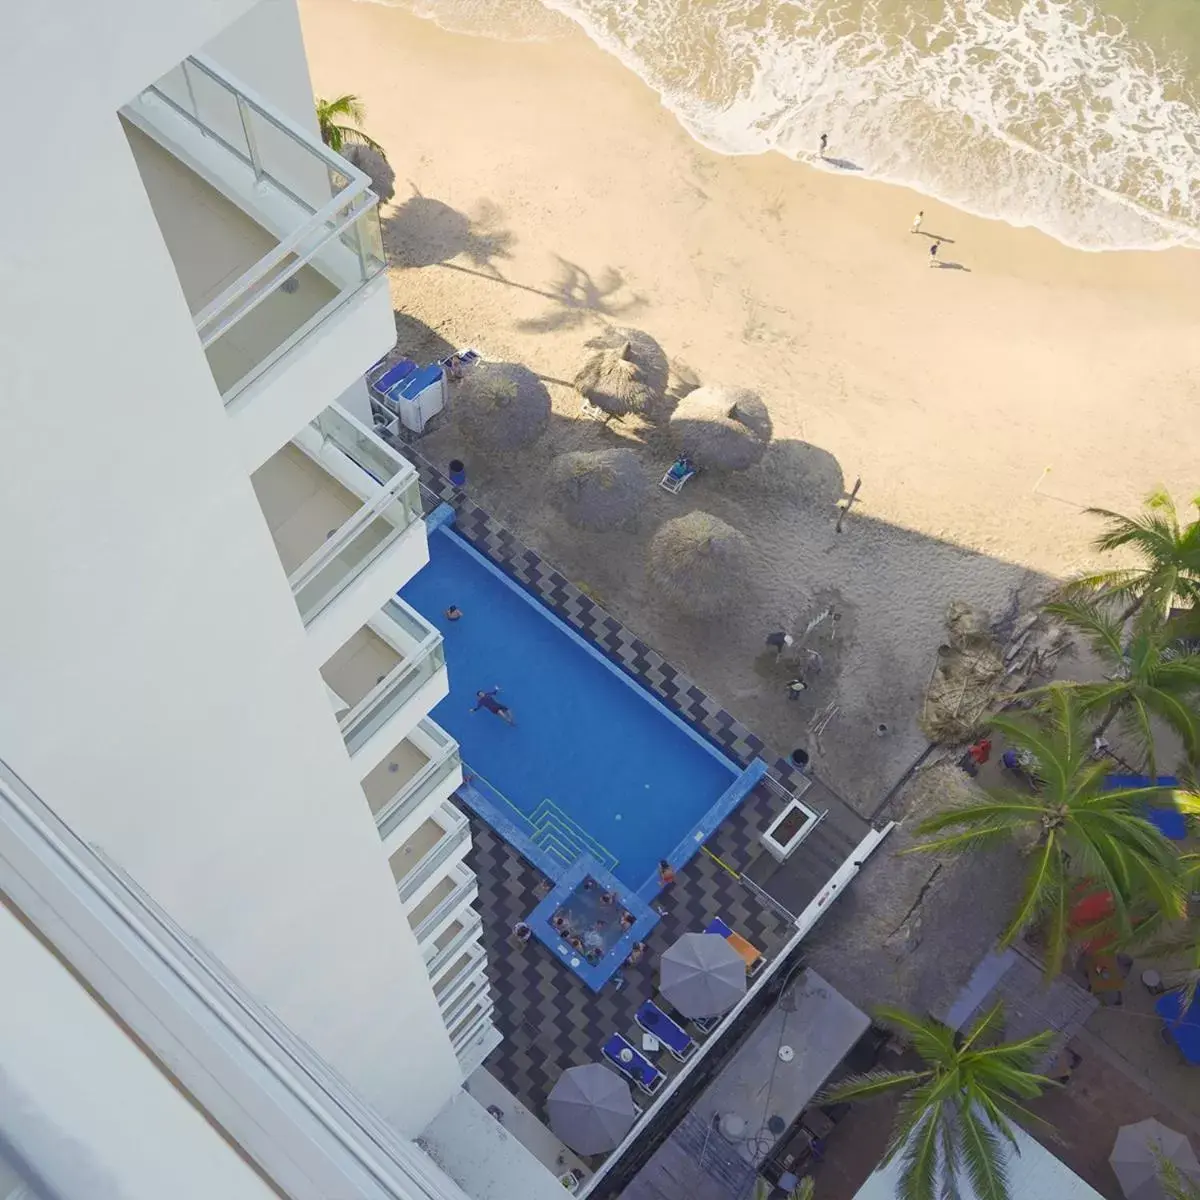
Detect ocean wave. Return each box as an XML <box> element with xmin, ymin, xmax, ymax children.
<box><xmin>534</xmin><ymin>0</ymin><xmax>1200</xmax><ymax>250</ymax></box>
<box><xmin>362</xmin><ymin>0</ymin><xmax>573</xmax><ymax>43</ymax></box>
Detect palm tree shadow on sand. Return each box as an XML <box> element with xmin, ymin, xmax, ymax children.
<box><xmin>515</xmin><ymin>256</ymin><xmax>646</xmax><ymax>334</ymax></box>
<box><xmin>383</xmin><ymin>186</ymin><xmax>515</xmax><ymax>273</ymax></box>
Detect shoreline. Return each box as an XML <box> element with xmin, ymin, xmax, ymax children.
<box><xmin>299</xmin><ymin>0</ymin><xmax>1199</xmax><ymax>572</ymax></box>
<box><xmin>392</xmin><ymin>0</ymin><xmax>1200</xmax><ymax>257</ymax></box>
<box><xmin>299</xmin><ymin>0</ymin><xmax>1200</xmax><ymax>802</ymax></box>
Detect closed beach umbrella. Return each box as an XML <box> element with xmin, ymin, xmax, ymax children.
<box><xmin>1110</xmin><ymin>1119</ymin><xmax>1200</xmax><ymax>1200</ymax></box>
<box><xmin>547</xmin><ymin>1063</ymin><xmax>637</xmax><ymax>1155</ymax></box>
<box><xmin>453</xmin><ymin>361</ymin><xmax>550</xmax><ymax>451</ymax></box>
<box><xmin>660</xmin><ymin>932</ymin><xmax>746</xmax><ymax>1018</ymax></box>
<box><xmin>574</xmin><ymin>342</ymin><xmax>658</xmax><ymax>418</ymax></box>
<box><xmin>669</xmin><ymin>385</ymin><xmax>773</xmax><ymax>470</ymax></box>
<box><xmin>645</xmin><ymin>511</ymin><xmax>754</xmax><ymax>619</ymax></box>
<box><xmin>548</xmin><ymin>448</ymin><xmax>649</xmax><ymax>530</ymax></box>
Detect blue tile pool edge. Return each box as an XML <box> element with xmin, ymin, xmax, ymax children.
<box><xmin>426</xmin><ymin>509</ymin><xmax>739</xmax><ymax>779</ymax></box>
<box><xmin>525</xmin><ymin>855</ymin><xmax>661</xmax><ymax>991</ymax></box>
<box><xmin>639</xmin><ymin>758</ymin><xmax>769</xmax><ymax>901</ymax></box>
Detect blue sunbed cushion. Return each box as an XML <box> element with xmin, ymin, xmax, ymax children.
<box><xmin>398</xmin><ymin>363</ymin><xmax>444</xmax><ymax>399</ymax></box>
<box><xmin>374</xmin><ymin>359</ymin><xmax>416</xmax><ymax>395</ymax></box>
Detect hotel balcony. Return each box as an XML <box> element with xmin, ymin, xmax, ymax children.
<box><xmin>121</xmin><ymin>54</ymin><xmax>394</xmax><ymax>468</ymax></box>
<box><xmin>407</xmin><ymin>861</ymin><xmax>478</xmax><ymax>949</ymax></box>
<box><xmin>369</xmin><ymin>720</ymin><xmax>464</xmax><ymax>850</ymax></box>
<box><xmin>250</xmin><ymin>405</ymin><xmax>427</xmax><ymax>664</ymax></box>
<box><xmin>425</xmin><ymin>910</ymin><xmax>484</xmax><ymax>984</ymax></box>
<box><xmin>389</xmin><ymin>802</ymin><xmax>471</xmax><ymax>907</ymax></box>
<box><xmin>322</xmin><ymin>601</ymin><xmax>448</xmax><ymax>775</ymax></box>
<box><xmin>450</xmin><ymin>998</ymin><xmax>502</xmax><ymax>1077</ymax></box>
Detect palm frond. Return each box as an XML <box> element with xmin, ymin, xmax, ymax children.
<box><xmin>998</xmin><ymin>838</ymin><xmax>1062</xmax><ymax>949</ymax></box>
<box><xmin>820</xmin><ymin>1068</ymin><xmax>928</xmax><ymax>1106</ymax></box>
<box><xmin>896</xmin><ymin>1108</ymin><xmax>943</xmax><ymax>1200</ymax></box>
<box><xmin>956</xmin><ymin>1106</ymin><xmax>1011</xmax><ymax>1200</ymax></box>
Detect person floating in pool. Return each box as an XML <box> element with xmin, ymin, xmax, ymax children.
<box><xmin>471</xmin><ymin>687</ymin><xmax>515</xmax><ymax>725</ymax></box>
<box><xmin>444</xmin><ymin>605</ymin><xmax>463</xmax><ymax>621</ymax></box>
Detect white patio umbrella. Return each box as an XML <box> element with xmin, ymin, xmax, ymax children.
<box><xmin>547</xmin><ymin>1063</ymin><xmax>637</xmax><ymax>1156</ymax></box>
<box><xmin>1110</xmin><ymin>1118</ymin><xmax>1200</xmax><ymax>1200</ymax></box>
<box><xmin>659</xmin><ymin>931</ymin><xmax>746</xmax><ymax>1018</ymax></box>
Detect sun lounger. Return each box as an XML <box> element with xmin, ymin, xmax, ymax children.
<box><xmin>659</xmin><ymin>457</ymin><xmax>697</xmax><ymax>494</ymax></box>
<box><xmin>706</xmin><ymin>917</ymin><xmax>766</xmax><ymax>976</ymax></box>
<box><xmin>635</xmin><ymin>1000</ymin><xmax>696</xmax><ymax>1062</ymax></box>
<box><xmin>603</xmin><ymin>1034</ymin><xmax>666</xmax><ymax>1095</ymax></box>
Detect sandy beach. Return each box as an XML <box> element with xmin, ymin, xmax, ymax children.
<box><xmin>300</xmin><ymin>0</ymin><xmax>1200</xmax><ymax>807</ymax></box>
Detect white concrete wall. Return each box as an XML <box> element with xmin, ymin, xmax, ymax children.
<box><xmin>0</xmin><ymin>906</ymin><xmax>281</xmax><ymax>1200</ymax></box>
<box><xmin>0</xmin><ymin>0</ymin><xmax>459</xmax><ymax>1138</ymax></box>
<box><xmin>422</xmin><ymin>1091</ymin><xmax>569</xmax><ymax>1200</ymax></box>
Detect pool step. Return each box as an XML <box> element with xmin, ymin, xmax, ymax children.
<box><xmin>529</xmin><ymin>799</ymin><xmax>618</xmax><ymax>875</ymax></box>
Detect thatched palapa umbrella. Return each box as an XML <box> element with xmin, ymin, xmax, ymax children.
<box><xmin>645</xmin><ymin>511</ymin><xmax>753</xmax><ymax>619</ymax></box>
<box><xmin>453</xmin><ymin>362</ymin><xmax>550</xmax><ymax>451</ymax></box>
<box><xmin>669</xmin><ymin>385</ymin><xmax>772</xmax><ymax>470</ymax></box>
<box><xmin>574</xmin><ymin>342</ymin><xmax>657</xmax><ymax>418</ymax></box>
<box><xmin>547</xmin><ymin>448</ymin><xmax>649</xmax><ymax>530</ymax></box>
<box><xmin>341</xmin><ymin>142</ymin><xmax>396</xmax><ymax>206</ymax></box>
<box><xmin>582</xmin><ymin>327</ymin><xmax>670</xmax><ymax>412</ymax></box>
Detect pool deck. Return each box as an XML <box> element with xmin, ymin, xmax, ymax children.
<box><xmin>403</xmin><ymin>447</ymin><xmax>875</xmax><ymax>1149</ymax></box>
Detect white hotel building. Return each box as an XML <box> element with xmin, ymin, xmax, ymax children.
<box><xmin>0</xmin><ymin>0</ymin><xmax>564</xmax><ymax>1195</ymax></box>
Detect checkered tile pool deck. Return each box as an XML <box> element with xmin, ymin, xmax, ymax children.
<box><xmin>400</xmin><ymin>444</ymin><xmax>871</xmax><ymax>1128</ymax></box>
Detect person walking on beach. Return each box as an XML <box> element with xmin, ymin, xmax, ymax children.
<box><xmin>910</xmin><ymin>210</ymin><xmax>924</xmax><ymax>234</ymax></box>
<box><xmin>471</xmin><ymin>687</ymin><xmax>515</xmax><ymax>725</ymax></box>
<box><xmin>765</xmin><ymin>630</ymin><xmax>794</xmax><ymax>661</ymax></box>
<box><xmin>818</xmin><ymin>132</ymin><xmax>828</xmax><ymax>157</ymax></box>
<box><xmin>929</xmin><ymin>242</ymin><xmax>939</xmax><ymax>267</ymax></box>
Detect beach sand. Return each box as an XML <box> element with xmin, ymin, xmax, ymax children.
<box><xmin>300</xmin><ymin>0</ymin><xmax>1200</xmax><ymax>810</ymax></box>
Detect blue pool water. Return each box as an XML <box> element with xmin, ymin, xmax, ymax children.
<box><xmin>400</xmin><ymin>521</ymin><xmax>753</xmax><ymax>893</ymax></box>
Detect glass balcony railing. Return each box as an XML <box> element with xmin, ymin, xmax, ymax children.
<box><xmin>375</xmin><ymin>722</ymin><xmax>462</xmax><ymax>842</ymax></box>
<box><xmin>131</xmin><ymin>55</ymin><xmax>385</xmax><ymax>401</ymax></box>
<box><xmin>287</xmin><ymin>412</ymin><xmax>422</xmax><ymax>626</ymax></box>
<box><xmin>425</xmin><ymin>913</ymin><xmax>483</xmax><ymax>981</ymax></box>
<box><xmin>341</xmin><ymin>602</ymin><xmax>445</xmax><ymax>757</ymax></box>
<box><xmin>412</xmin><ymin>866</ymin><xmax>477</xmax><ymax>944</ymax></box>
<box><xmin>396</xmin><ymin>804</ymin><xmax>470</xmax><ymax>903</ymax></box>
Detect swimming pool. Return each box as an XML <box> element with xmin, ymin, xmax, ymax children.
<box><xmin>400</xmin><ymin>509</ymin><xmax>764</xmax><ymax>898</ymax></box>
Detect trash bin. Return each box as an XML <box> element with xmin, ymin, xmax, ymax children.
<box><xmin>448</xmin><ymin>459</ymin><xmax>466</xmax><ymax>488</ymax></box>
<box><xmin>790</xmin><ymin>748</ymin><xmax>810</xmax><ymax>770</ymax></box>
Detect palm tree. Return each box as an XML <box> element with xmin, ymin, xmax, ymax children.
<box><xmin>820</xmin><ymin>1003</ymin><xmax>1055</xmax><ymax>1200</ymax></box>
<box><xmin>909</xmin><ymin>687</ymin><xmax>1188</xmax><ymax>976</ymax></box>
<box><xmin>1036</xmin><ymin>598</ymin><xmax>1200</xmax><ymax>772</ymax></box>
<box><xmin>1063</xmin><ymin>490</ymin><xmax>1200</xmax><ymax>621</ymax></box>
<box><xmin>315</xmin><ymin>94</ymin><xmax>386</xmax><ymax>155</ymax></box>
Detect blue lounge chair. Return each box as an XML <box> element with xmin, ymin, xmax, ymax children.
<box><xmin>659</xmin><ymin>457</ymin><xmax>698</xmax><ymax>494</ymax></box>
<box><xmin>603</xmin><ymin>1034</ymin><xmax>666</xmax><ymax>1095</ymax></box>
<box><xmin>635</xmin><ymin>1000</ymin><xmax>696</xmax><ymax>1062</ymax></box>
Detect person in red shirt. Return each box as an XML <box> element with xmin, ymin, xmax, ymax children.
<box><xmin>657</xmin><ymin>859</ymin><xmax>676</xmax><ymax>888</ymax></box>
<box><xmin>967</xmin><ymin>737</ymin><xmax>992</xmax><ymax>766</ymax></box>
